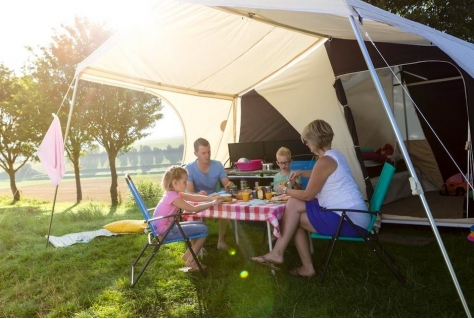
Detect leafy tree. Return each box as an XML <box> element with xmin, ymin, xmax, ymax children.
<box><xmin>366</xmin><ymin>0</ymin><xmax>474</xmax><ymax>42</ymax></box>
<box><xmin>27</xmin><ymin>17</ymin><xmax>113</xmax><ymax>202</ymax></box>
<box><xmin>86</xmin><ymin>85</ymin><xmax>163</xmax><ymax>206</ymax></box>
<box><xmin>153</xmin><ymin>147</ymin><xmax>165</xmax><ymax>165</ymax></box>
<box><xmin>0</xmin><ymin>65</ymin><xmax>48</xmax><ymax>201</ymax></box>
<box><xmin>164</xmin><ymin>144</ymin><xmax>183</xmax><ymax>164</ymax></box>
<box><xmin>129</xmin><ymin>147</ymin><xmax>139</xmax><ymax>167</ymax></box>
<box><xmin>139</xmin><ymin>145</ymin><xmax>154</xmax><ymax>173</ymax></box>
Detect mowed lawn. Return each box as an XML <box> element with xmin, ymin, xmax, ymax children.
<box><xmin>0</xmin><ymin>176</ymin><xmax>473</xmax><ymax>317</ymax></box>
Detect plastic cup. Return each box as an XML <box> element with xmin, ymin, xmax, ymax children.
<box><xmin>242</xmin><ymin>192</ymin><xmax>250</xmax><ymax>202</ymax></box>
<box><xmin>265</xmin><ymin>192</ymin><xmax>273</xmax><ymax>200</ymax></box>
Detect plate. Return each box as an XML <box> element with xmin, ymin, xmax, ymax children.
<box><xmin>218</xmin><ymin>193</ymin><xmax>232</xmax><ymax>197</ymax></box>
<box><xmin>268</xmin><ymin>196</ymin><xmax>291</xmax><ymax>202</ymax></box>
<box><xmin>221</xmin><ymin>198</ymin><xmax>237</xmax><ymax>203</ymax></box>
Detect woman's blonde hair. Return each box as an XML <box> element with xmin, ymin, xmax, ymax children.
<box><xmin>301</xmin><ymin>119</ymin><xmax>334</xmax><ymax>151</ymax></box>
<box><xmin>161</xmin><ymin>165</ymin><xmax>188</xmax><ymax>191</ymax></box>
<box><xmin>276</xmin><ymin>147</ymin><xmax>292</xmax><ymax>161</ymax></box>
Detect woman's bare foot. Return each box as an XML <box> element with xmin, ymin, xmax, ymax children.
<box><xmin>288</xmin><ymin>266</ymin><xmax>316</xmax><ymax>278</ymax></box>
<box><xmin>251</xmin><ymin>253</ymin><xmax>283</xmax><ymax>265</ymax></box>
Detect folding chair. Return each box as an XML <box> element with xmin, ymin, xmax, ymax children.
<box><xmin>310</xmin><ymin>162</ymin><xmax>406</xmax><ymax>284</ymax></box>
<box><xmin>125</xmin><ymin>174</ymin><xmax>207</xmax><ymax>288</ymax></box>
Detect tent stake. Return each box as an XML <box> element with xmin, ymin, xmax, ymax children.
<box><xmin>348</xmin><ymin>14</ymin><xmax>472</xmax><ymax>318</ymax></box>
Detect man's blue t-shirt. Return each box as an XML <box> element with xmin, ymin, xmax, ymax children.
<box><xmin>184</xmin><ymin>160</ymin><xmax>227</xmax><ymax>194</ymax></box>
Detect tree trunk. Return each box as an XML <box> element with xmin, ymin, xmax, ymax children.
<box><xmin>109</xmin><ymin>154</ymin><xmax>119</xmax><ymax>207</ymax></box>
<box><xmin>72</xmin><ymin>151</ymin><xmax>82</xmax><ymax>203</ymax></box>
<box><xmin>8</xmin><ymin>169</ymin><xmax>20</xmax><ymax>201</ymax></box>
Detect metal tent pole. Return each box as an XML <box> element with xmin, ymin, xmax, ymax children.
<box><xmin>64</xmin><ymin>77</ymin><xmax>80</xmax><ymax>144</ymax></box>
<box><xmin>348</xmin><ymin>14</ymin><xmax>471</xmax><ymax>318</ymax></box>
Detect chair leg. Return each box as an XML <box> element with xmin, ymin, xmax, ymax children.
<box><xmin>319</xmin><ymin>236</ymin><xmax>338</xmax><ymax>283</ymax></box>
<box><xmin>319</xmin><ymin>216</ymin><xmax>345</xmax><ymax>283</ymax></box>
<box><xmin>343</xmin><ymin>215</ymin><xmax>406</xmax><ymax>284</ymax></box>
<box><xmin>364</xmin><ymin>234</ymin><xmax>406</xmax><ymax>284</ymax></box>
<box><xmin>131</xmin><ymin>241</ymin><xmax>162</xmax><ymax>288</ymax></box>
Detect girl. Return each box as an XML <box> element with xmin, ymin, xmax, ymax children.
<box><xmin>152</xmin><ymin>165</ymin><xmax>221</xmax><ymax>271</ymax></box>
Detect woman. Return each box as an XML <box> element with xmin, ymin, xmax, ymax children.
<box><xmin>252</xmin><ymin>119</ymin><xmax>370</xmax><ymax>277</ymax></box>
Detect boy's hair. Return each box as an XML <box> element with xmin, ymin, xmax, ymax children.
<box><xmin>276</xmin><ymin>147</ymin><xmax>292</xmax><ymax>160</ymax></box>
<box><xmin>193</xmin><ymin>138</ymin><xmax>210</xmax><ymax>152</ymax></box>
<box><xmin>162</xmin><ymin>165</ymin><xmax>188</xmax><ymax>191</ymax></box>
<box><xmin>301</xmin><ymin>119</ymin><xmax>334</xmax><ymax>150</ymax></box>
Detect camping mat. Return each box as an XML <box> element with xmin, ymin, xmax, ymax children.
<box><xmin>380</xmin><ymin>191</ymin><xmax>465</xmax><ymax>219</ymax></box>
<box><xmin>377</xmin><ymin>232</ymin><xmax>434</xmax><ymax>247</ymax></box>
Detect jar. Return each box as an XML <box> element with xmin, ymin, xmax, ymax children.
<box><xmin>257</xmin><ymin>186</ymin><xmax>265</xmax><ymax>200</ymax></box>
<box><xmin>229</xmin><ymin>185</ymin><xmax>238</xmax><ymax>195</ymax></box>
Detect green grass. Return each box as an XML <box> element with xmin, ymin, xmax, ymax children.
<box><xmin>0</xmin><ymin>194</ymin><xmax>473</xmax><ymax>317</ymax></box>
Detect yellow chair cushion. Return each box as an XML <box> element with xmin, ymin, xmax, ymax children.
<box><xmin>103</xmin><ymin>220</ymin><xmax>147</xmax><ymax>233</ymax></box>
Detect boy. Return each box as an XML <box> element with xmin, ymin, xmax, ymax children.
<box><xmin>273</xmin><ymin>147</ymin><xmax>302</xmax><ymax>192</ymax></box>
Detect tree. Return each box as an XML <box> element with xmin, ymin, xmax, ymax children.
<box><xmin>27</xmin><ymin>17</ymin><xmax>116</xmax><ymax>202</ymax></box>
<box><xmin>86</xmin><ymin>85</ymin><xmax>163</xmax><ymax>206</ymax></box>
<box><xmin>366</xmin><ymin>0</ymin><xmax>474</xmax><ymax>42</ymax></box>
<box><xmin>0</xmin><ymin>65</ymin><xmax>48</xmax><ymax>201</ymax></box>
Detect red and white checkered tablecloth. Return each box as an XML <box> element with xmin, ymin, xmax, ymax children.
<box><xmin>185</xmin><ymin>200</ymin><xmax>286</xmax><ymax>238</ymax></box>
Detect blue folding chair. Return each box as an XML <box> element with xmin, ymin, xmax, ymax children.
<box><xmin>126</xmin><ymin>174</ymin><xmax>207</xmax><ymax>287</ymax></box>
<box><xmin>310</xmin><ymin>162</ymin><xmax>406</xmax><ymax>284</ymax></box>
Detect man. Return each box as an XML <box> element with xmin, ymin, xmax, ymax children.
<box><xmin>185</xmin><ymin>138</ymin><xmax>233</xmax><ymax>250</ymax></box>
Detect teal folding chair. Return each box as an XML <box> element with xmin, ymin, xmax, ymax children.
<box><xmin>310</xmin><ymin>162</ymin><xmax>406</xmax><ymax>284</ymax></box>
<box><xmin>125</xmin><ymin>174</ymin><xmax>207</xmax><ymax>288</ymax></box>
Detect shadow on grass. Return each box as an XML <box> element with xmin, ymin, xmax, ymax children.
<box><xmin>57</xmin><ymin>202</ymin><xmax>80</xmax><ymax>214</ymax></box>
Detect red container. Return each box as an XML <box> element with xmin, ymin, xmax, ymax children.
<box><xmin>235</xmin><ymin>159</ymin><xmax>263</xmax><ymax>171</ymax></box>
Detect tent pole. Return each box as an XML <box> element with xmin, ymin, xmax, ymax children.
<box><xmin>348</xmin><ymin>15</ymin><xmax>471</xmax><ymax>318</ymax></box>
<box><xmin>64</xmin><ymin>77</ymin><xmax>79</xmax><ymax>144</ymax></box>
<box><xmin>466</xmin><ymin>125</ymin><xmax>472</xmax><ymax>218</ymax></box>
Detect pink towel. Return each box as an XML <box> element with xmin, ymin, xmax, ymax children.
<box><xmin>37</xmin><ymin>114</ymin><xmax>65</xmax><ymax>186</ymax></box>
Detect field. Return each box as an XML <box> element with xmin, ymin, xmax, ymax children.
<box><xmin>0</xmin><ymin>176</ymin><xmax>156</xmax><ymax>203</ymax></box>
<box><xmin>0</xmin><ymin>136</ymin><xmax>183</xmax><ymax>202</ymax></box>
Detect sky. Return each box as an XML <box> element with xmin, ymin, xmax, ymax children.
<box><xmin>0</xmin><ymin>0</ymin><xmax>182</xmax><ymax>139</ymax></box>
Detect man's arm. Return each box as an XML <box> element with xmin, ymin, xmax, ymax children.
<box><xmin>186</xmin><ymin>180</ymin><xmax>207</xmax><ymax>195</ymax></box>
<box><xmin>220</xmin><ymin>177</ymin><xmax>234</xmax><ymax>192</ymax></box>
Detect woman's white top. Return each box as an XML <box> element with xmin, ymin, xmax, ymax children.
<box><xmin>316</xmin><ymin>150</ymin><xmax>370</xmax><ymax>229</ymax></box>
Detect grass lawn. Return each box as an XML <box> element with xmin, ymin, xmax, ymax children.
<box><xmin>0</xmin><ymin>194</ymin><xmax>473</xmax><ymax>317</ymax></box>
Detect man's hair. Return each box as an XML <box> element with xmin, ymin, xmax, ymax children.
<box><xmin>194</xmin><ymin>138</ymin><xmax>210</xmax><ymax>152</ymax></box>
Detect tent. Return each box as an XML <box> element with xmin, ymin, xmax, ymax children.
<box><xmin>69</xmin><ymin>0</ymin><xmax>474</xmax><ymax>315</ymax></box>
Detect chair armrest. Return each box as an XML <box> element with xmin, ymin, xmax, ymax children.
<box><xmin>147</xmin><ymin>213</ymin><xmax>183</xmax><ymax>223</ymax></box>
<box><xmin>321</xmin><ymin>208</ymin><xmax>377</xmax><ymax>216</ymax></box>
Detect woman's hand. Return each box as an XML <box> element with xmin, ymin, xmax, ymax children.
<box><xmin>289</xmin><ymin>171</ymin><xmax>302</xmax><ymax>181</ymax></box>
<box><xmin>277</xmin><ymin>184</ymin><xmax>286</xmax><ymax>194</ymax></box>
